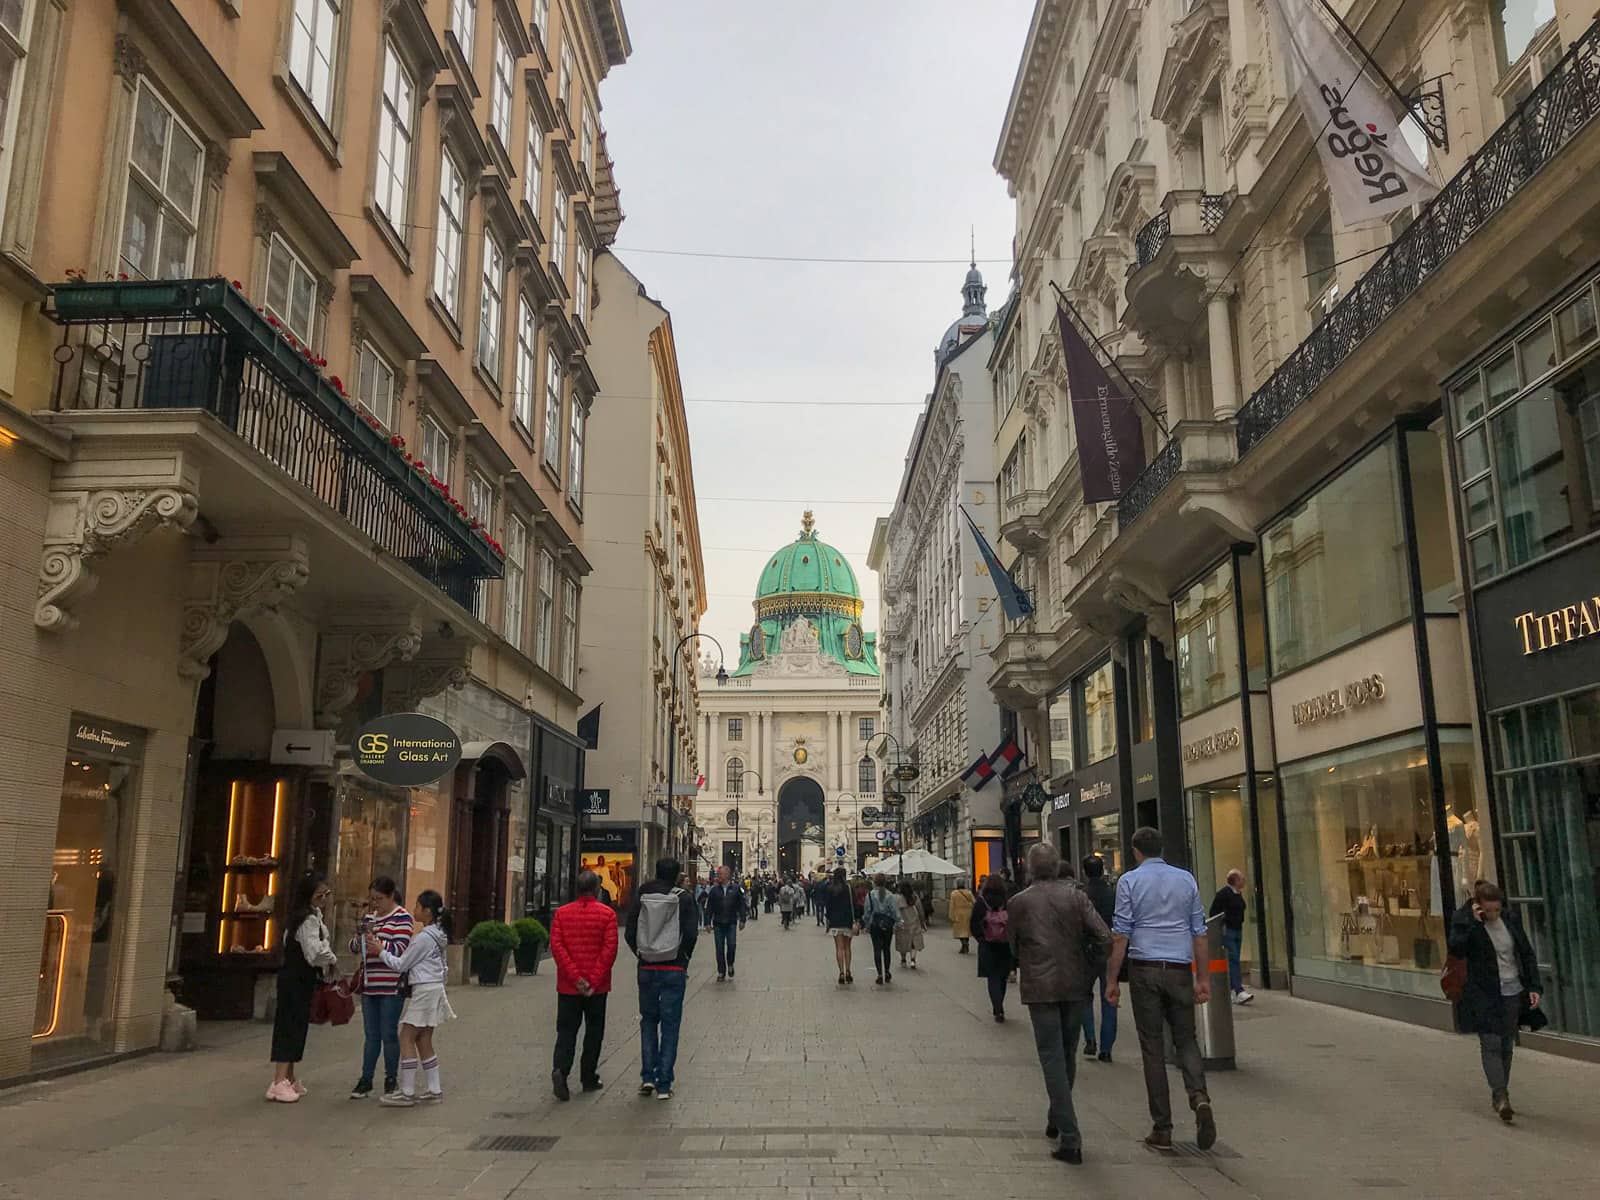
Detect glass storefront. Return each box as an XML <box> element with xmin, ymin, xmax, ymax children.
<box><xmin>1079</xmin><ymin>659</ymin><xmax>1117</xmax><ymax>765</ymax></box>
<box><xmin>332</xmin><ymin>778</ymin><xmax>408</xmax><ymax>956</ymax></box>
<box><xmin>35</xmin><ymin>718</ymin><xmax>142</xmax><ymax>1056</ymax></box>
<box><xmin>1280</xmin><ymin>730</ymin><xmax>1478</xmax><ymax>997</ymax></box>
<box><xmin>1080</xmin><ymin>812</ymin><xmax>1122</xmax><ymax>876</ymax></box>
<box><xmin>1175</xmin><ymin>559</ymin><xmax>1241</xmax><ymax>715</ymax></box>
<box><xmin>1491</xmin><ymin>690</ymin><xmax>1600</xmax><ymax>1037</ymax></box>
<box><xmin>1186</xmin><ymin>774</ymin><xmax>1288</xmax><ymax>987</ymax></box>
<box><xmin>405</xmin><ymin>784</ymin><xmax>451</xmax><ymax>905</ymax></box>
<box><xmin>1263</xmin><ymin>440</ymin><xmax>1411</xmax><ymax>674</ymax></box>
<box><xmin>1048</xmin><ymin>685</ymin><xmax>1073</xmax><ymax>779</ymax></box>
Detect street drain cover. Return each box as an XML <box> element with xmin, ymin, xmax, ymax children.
<box><xmin>1165</xmin><ymin>1141</ymin><xmax>1241</xmax><ymax>1160</ymax></box>
<box><xmin>469</xmin><ymin>1135</ymin><xmax>559</xmax><ymax>1153</ymax></box>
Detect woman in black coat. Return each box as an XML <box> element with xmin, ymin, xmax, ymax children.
<box><xmin>1447</xmin><ymin>880</ymin><xmax>1544</xmax><ymax>1122</ymax></box>
<box><xmin>969</xmin><ymin>876</ymin><xmax>1015</xmax><ymax>1022</ymax></box>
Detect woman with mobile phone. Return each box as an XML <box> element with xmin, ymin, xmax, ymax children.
<box><xmin>1447</xmin><ymin>880</ymin><xmax>1545</xmax><ymax>1122</ymax></box>
<box><xmin>268</xmin><ymin>875</ymin><xmax>339</xmax><ymax>1103</ymax></box>
<box><xmin>366</xmin><ymin>889</ymin><xmax>453</xmax><ymax>1107</ymax></box>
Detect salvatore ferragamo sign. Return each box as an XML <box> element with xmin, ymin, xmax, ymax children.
<box><xmin>1292</xmin><ymin>674</ymin><xmax>1386</xmax><ymax>726</ymax></box>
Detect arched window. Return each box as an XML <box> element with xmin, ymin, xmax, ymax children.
<box><xmin>858</xmin><ymin>756</ymin><xmax>876</xmax><ymax>795</ymax></box>
<box><xmin>726</xmin><ymin>757</ymin><xmax>745</xmax><ymax>797</ymax></box>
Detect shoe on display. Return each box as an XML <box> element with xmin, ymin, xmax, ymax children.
<box><xmin>350</xmin><ymin>1079</ymin><xmax>372</xmax><ymax>1099</ymax></box>
<box><xmin>379</xmin><ymin>1091</ymin><xmax>416</xmax><ymax>1107</ymax></box>
<box><xmin>552</xmin><ymin>1070</ymin><xmax>570</xmax><ymax>1102</ymax></box>
<box><xmin>638</xmin><ymin>1082</ymin><xmax>655</xmax><ymax>1096</ymax></box>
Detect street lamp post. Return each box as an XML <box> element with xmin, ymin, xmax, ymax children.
<box><xmin>735</xmin><ymin>768</ymin><xmax>764</xmax><ymax>875</ymax></box>
<box><xmin>667</xmin><ymin>634</ymin><xmax>728</xmax><ymax>866</ymax></box>
<box><xmin>867</xmin><ymin>732</ymin><xmax>917</xmax><ymax>884</ymax></box>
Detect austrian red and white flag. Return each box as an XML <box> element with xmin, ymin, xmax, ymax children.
<box><xmin>1265</xmin><ymin>0</ymin><xmax>1436</xmax><ymax>222</ymax></box>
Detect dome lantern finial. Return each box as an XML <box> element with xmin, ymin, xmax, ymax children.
<box><xmin>800</xmin><ymin>509</ymin><xmax>815</xmax><ymax>539</ymax></box>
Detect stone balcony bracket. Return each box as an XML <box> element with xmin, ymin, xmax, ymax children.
<box><xmin>179</xmin><ymin>533</ymin><xmax>312</xmax><ymax>680</ymax></box>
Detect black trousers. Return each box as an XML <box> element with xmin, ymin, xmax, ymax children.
<box><xmin>870</xmin><ymin>927</ymin><xmax>894</xmax><ymax>977</ymax></box>
<box><xmin>553</xmin><ymin>993</ymin><xmax>608</xmax><ymax>1082</ymax></box>
<box><xmin>986</xmin><ymin>973</ymin><xmax>1009</xmax><ymax>1015</ymax></box>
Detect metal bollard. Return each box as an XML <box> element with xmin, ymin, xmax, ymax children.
<box><xmin>1194</xmin><ymin>914</ymin><xmax>1236</xmax><ymax>1070</ymax></box>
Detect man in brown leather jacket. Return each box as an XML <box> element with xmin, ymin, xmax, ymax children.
<box><xmin>1007</xmin><ymin>841</ymin><xmax>1112</xmax><ymax>1167</ymax></box>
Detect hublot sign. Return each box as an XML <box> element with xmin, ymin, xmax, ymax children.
<box><xmin>1291</xmin><ymin>674</ymin><xmax>1386</xmax><ymax>726</ymax></box>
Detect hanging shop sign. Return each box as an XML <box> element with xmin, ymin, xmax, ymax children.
<box><xmin>351</xmin><ymin>713</ymin><xmax>461</xmax><ymax>786</ymax></box>
<box><xmin>580</xmin><ymin>788</ymin><xmax>611</xmax><ymax>816</ymax></box>
<box><xmin>1290</xmin><ymin>674</ymin><xmax>1386</xmax><ymax>726</ymax></box>
<box><xmin>1183</xmin><ymin>727</ymin><xmax>1241</xmax><ymax>762</ymax></box>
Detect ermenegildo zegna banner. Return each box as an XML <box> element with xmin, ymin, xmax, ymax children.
<box><xmin>1057</xmin><ymin>305</ymin><xmax>1145</xmax><ymax>503</ymax></box>
<box><xmin>351</xmin><ymin>712</ymin><xmax>462</xmax><ymax>786</ymax></box>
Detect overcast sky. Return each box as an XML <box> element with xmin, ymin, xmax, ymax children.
<box><xmin>598</xmin><ymin>1</ymin><xmax>1034</xmax><ymax>665</ymax></box>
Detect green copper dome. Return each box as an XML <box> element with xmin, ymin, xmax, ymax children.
<box><xmin>735</xmin><ymin>511</ymin><xmax>879</xmax><ymax>677</ymax></box>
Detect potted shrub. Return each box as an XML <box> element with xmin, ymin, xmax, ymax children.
<box><xmin>512</xmin><ymin>918</ymin><xmax>548</xmax><ymax>975</ymax></box>
<box><xmin>465</xmin><ymin>920</ymin><xmax>520</xmax><ymax>985</ymax></box>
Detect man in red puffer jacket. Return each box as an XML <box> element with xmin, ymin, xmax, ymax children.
<box><xmin>549</xmin><ymin>870</ymin><xmax>619</xmax><ymax>1100</ymax></box>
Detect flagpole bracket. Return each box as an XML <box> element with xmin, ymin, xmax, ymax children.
<box><xmin>1406</xmin><ymin>75</ymin><xmax>1450</xmax><ymax>154</ymax></box>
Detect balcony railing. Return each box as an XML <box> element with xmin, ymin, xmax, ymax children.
<box><xmin>47</xmin><ymin>278</ymin><xmax>503</xmax><ymax>610</ymax></box>
<box><xmin>1200</xmin><ymin>192</ymin><xmax>1229</xmax><ymax>233</ymax></box>
<box><xmin>1116</xmin><ymin>435</ymin><xmax>1182</xmax><ymax>527</ymax></box>
<box><xmin>1134</xmin><ymin>208</ymin><xmax>1170</xmax><ymax>267</ymax></box>
<box><xmin>1236</xmin><ymin>18</ymin><xmax>1600</xmax><ymax>456</ymax></box>
<box><xmin>1133</xmin><ymin>193</ymin><xmax>1231</xmax><ymax>268</ymax></box>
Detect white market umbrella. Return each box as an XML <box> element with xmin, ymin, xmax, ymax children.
<box><xmin>869</xmin><ymin>848</ymin><xmax>965</xmax><ymax>877</ymax></box>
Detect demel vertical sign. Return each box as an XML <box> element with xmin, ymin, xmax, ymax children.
<box><xmin>351</xmin><ymin>713</ymin><xmax>462</xmax><ymax>786</ymax></box>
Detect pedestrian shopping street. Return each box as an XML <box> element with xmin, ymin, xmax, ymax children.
<box><xmin>4</xmin><ymin>915</ymin><xmax>1598</xmax><ymax>1200</ymax></box>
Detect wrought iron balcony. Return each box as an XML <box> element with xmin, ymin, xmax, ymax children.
<box><xmin>1236</xmin><ymin>18</ymin><xmax>1600</xmax><ymax>456</ymax></box>
<box><xmin>1134</xmin><ymin>208</ymin><xmax>1170</xmax><ymax>268</ymax></box>
<box><xmin>1116</xmin><ymin>435</ymin><xmax>1182</xmax><ymax>527</ymax></box>
<box><xmin>1133</xmin><ymin>193</ymin><xmax>1230</xmax><ymax>269</ymax></box>
<box><xmin>47</xmin><ymin>278</ymin><xmax>503</xmax><ymax>610</ymax></box>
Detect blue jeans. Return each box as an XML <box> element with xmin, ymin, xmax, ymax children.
<box><xmin>1080</xmin><ymin>969</ymin><xmax>1118</xmax><ymax>1055</ymax></box>
<box><xmin>638</xmin><ymin>969</ymin><xmax>687</xmax><ymax>1090</ymax></box>
<box><xmin>1222</xmin><ymin>925</ymin><xmax>1244</xmax><ymax>994</ymax></box>
<box><xmin>713</xmin><ymin>923</ymin><xmax>738</xmax><ymax>975</ymax></box>
<box><xmin>360</xmin><ymin>991</ymin><xmax>404</xmax><ymax>1086</ymax></box>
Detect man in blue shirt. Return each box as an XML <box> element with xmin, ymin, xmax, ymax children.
<box><xmin>1105</xmin><ymin>826</ymin><xmax>1217</xmax><ymax>1151</ymax></box>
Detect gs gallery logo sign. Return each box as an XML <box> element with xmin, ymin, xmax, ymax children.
<box><xmin>351</xmin><ymin>713</ymin><xmax>462</xmax><ymax>786</ymax></box>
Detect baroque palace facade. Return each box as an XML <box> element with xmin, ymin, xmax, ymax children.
<box><xmin>1</xmin><ymin>0</ymin><xmax>635</xmax><ymax>1082</ymax></box>
<box><xmin>980</xmin><ymin>0</ymin><xmax>1600</xmax><ymax>1051</ymax></box>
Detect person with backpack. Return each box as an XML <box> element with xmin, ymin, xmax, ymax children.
<box><xmin>1009</xmin><ymin>843</ymin><xmax>1112</xmax><ymax>1166</ymax></box>
<box><xmin>970</xmin><ymin>875</ymin><xmax>1015</xmax><ymax>1021</ymax></box>
<box><xmin>625</xmin><ymin>857</ymin><xmax>699</xmax><ymax>1100</ymax></box>
<box><xmin>549</xmin><ymin>870</ymin><xmax>619</xmax><ymax>1101</ymax></box>
<box><xmin>1080</xmin><ymin>856</ymin><xmax>1119</xmax><ymax>1062</ymax></box>
<box><xmin>863</xmin><ymin>874</ymin><xmax>902</xmax><ymax>985</ymax></box>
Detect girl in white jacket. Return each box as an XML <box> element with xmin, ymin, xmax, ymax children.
<box><xmin>366</xmin><ymin>888</ymin><xmax>454</xmax><ymax>1106</ymax></box>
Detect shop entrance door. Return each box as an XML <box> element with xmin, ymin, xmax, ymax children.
<box><xmin>456</xmin><ymin>759</ymin><xmax>511</xmax><ymax>932</ymax></box>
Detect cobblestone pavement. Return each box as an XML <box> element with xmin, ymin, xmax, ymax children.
<box><xmin>5</xmin><ymin>914</ymin><xmax>1599</xmax><ymax>1199</ymax></box>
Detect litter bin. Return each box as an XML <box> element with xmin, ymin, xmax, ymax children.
<box><xmin>1194</xmin><ymin>913</ymin><xmax>1236</xmax><ymax>1070</ymax></box>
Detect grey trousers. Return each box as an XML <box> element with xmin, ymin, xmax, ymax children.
<box><xmin>1129</xmin><ymin>962</ymin><xmax>1209</xmax><ymax>1134</ymax></box>
<box><xmin>1027</xmin><ymin>1000</ymin><xmax>1088</xmax><ymax>1151</ymax></box>
<box><xmin>1478</xmin><ymin>992</ymin><xmax>1523</xmax><ymax>1096</ymax></box>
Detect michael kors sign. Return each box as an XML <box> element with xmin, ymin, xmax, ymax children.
<box><xmin>1182</xmin><ymin>728</ymin><xmax>1241</xmax><ymax>763</ymax></box>
<box><xmin>1512</xmin><ymin>598</ymin><xmax>1600</xmax><ymax>656</ymax></box>
<box><xmin>1291</xmin><ymin>674</ymin><xmax>1386</xmax><ymax>726</ymax></box>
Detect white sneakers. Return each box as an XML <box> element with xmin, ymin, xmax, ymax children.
<box><xmin>1233</xmin><ymin>989</ymin><xmax>1255</xmax><ymax>1005</ymax></box>
<box><xmin>265</xmin><ymin>1080</ymin><xmax>300</xmax><ymax>1103</ymax></box>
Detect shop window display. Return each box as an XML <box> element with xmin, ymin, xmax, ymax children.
<box><xmin>1080</xmin><ymin>813</ymin><xmax>1122</xmax><ymax>876</ymax></box>
<box><xmin>332</xmin><ymin>781</ymin><xmax>408</xmax><ymax>955</ymax></box>
<box><xmin>1281</xmin><ymin>730</ymin><xmax>1479</xmax><ymax>997</ymax></box>
<box><xmin>405</xmin><ymin>784</ymin><xmax>451</xmax><ymax>904</ymax></box>
<box><xmin>35</xmin><ymin>755</ymin><xmax>135</xmax><ymax>1050</ymax></box>
<box><xmin>1492</xmin><ymin>691</ymin><xmax>1600</xmax><ymax>1037</ymax></box>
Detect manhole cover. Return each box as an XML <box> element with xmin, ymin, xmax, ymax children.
<box><xmin>468</xmin><ymin>1135</ymin><xmax>559</xmax><ymax>1153</ymax></box>
<box><xmin>1157</xmin><ymin>1141</ymin><xmax>1241</xmax><ymax>1160</ymax></box>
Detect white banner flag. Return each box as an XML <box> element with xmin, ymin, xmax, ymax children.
<box><xmin>1266</xmin><ymin>0</ymin><xmax>1437</xmax><ymax>222</ymax></box>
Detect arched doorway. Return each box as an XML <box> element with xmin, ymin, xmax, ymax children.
<box><xmin>777</xmin><ymin>777</ymin><xmax>824</xmax><ymax>876</ymax></box>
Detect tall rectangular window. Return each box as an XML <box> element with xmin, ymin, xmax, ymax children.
<box><xmin>559</xmin><ymin>44</ymin><xmax>574</xmax><ymax>112</ymax></box>
<box><xmin>859</xmin><ymin>717</ymin><xmax>875</xmax><ymax>741</ymax></box>
<box><xmin>514</xmin><ymin>296</ymin><xmax>538</xmax><ymax>430</ymax></box>
<box><xmin>433</xmin><ymin>151</ymin><xmax>466</xmax><ymax>318</ymax></box>
<box><xmin>1304</xmin><ymin>210</ymin><xmax>1336</xmax><ymax>308</ymax></box>
<box><xmin>264</xmin><ymin>234</ymin><xmax>318</xmax><ymax>346</ymax></box>
<box><xmin>1077</xmin><ymin>659</ymin><xmax>1117</xmax><ymax>765</ymax></box>
<box><xmin>552</xmin><ymin>182</ymin><xmax>568</xmax><ymax>276</ymax></box>
<box><xmin>536</xmin><ymin>550</ymin><xmax>556</xmax><ymax>668</ymax></box>
<box><xmin>356</xmin><ymin>342</ymin><xmax>396</xmax><ymax>429</ymax></box>
<box><xmin>420</xmin><ymin>414</ymin><xmax>451</xmax><ymax>482</ymax></box>
<box><xmin>1174</xmin><ymin>558</ymin><xmax>1240</xmax><ymax>716</ymax></box>
<box><xmin>543</xmin><ymin>347</ymin><xmax>563</xmax><ymax>471</ymax></box>
<box><xmin>0</xmin><ymin>0</ymin><xmax>34</xmax><ymax>224</ymax></box>
<box><xmin>467</xmin><ymin>473</ymin><xmax>494</xmax><ymax>621</ymax></box>
<box><xmin>374</xmin><ymin>43</ymin><xmax>414</xmax><ymax>230</ymax></box>
<box><xmin>120</xmin><ymin>81</ymin><xmax>203</xmax><ymax>280</ymax></box>
<box><xmin>531</xmin><ymin>0</ymin><xmax>549</xmax><ymax>40</ymax></box>
<box><xmin>490</xmin><ymin>28</ymin><xmax>513</xmax><ymax>148</ymax></box>
<box><xmin>450</xmin><ymin>0</ymin><xmax>475</xmax><ymax>62</ymax></box>
<box><xmin>478</xmin><ymin>231</ymin><xmax>504</xmax><ymax>376</ymax></box>
<box><xmin>574</xmin><ymin>242</ymin><xmax>590</xmax><ymax>320</ymax></box>
<box><xmin>561</xmin><ymin>577</ymin><xmax>579</xmax><ymax>686</ymax></box>
<box><xmin>524</xmin><ymin>112</ymin><xmax>543</xmax><ymax>212</ymax></box>
<box><xmin>727</xmin><ymin>717</ymin><xmax>743</xmax><ymax>741</ymax></box>
<box><xmin>289</xmin><ymin>0</ymin><xmax>340</xmax><ymax>122</ymax></box>
<box><xmin>580</xmin><ymin>107</ymin><xmax>595</xmax><ymax>172</ymax></box>
<box><xmin>568</xmin><ymin>399</ymin><xmax>585</xmax><ymax>501</ymax></box>
<box><xmin>503</xmin><ymin>515</ymin><xmax>527</xmax><ymax>650</ymax></box>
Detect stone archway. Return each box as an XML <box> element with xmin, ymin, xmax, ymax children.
<box><xmin>777</xmin><ymin>776</ymin><xmax>825</xmax><ymax>877</ymax></box>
